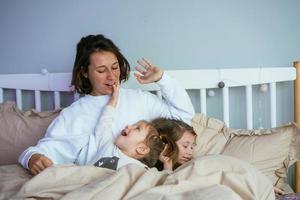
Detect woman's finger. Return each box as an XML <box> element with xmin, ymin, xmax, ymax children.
<box><xmin>41</xmin><ymin>157</ymin><xmax>53</xmax><ymax>169</ymax></box>
<box><xmin>30</xmin><ymin>165</ymin><xmax>41</xmax><ymax>175</ymax></box>
<box><xmin>141</xmin><ymin>58</ymin><xmax>152</xmax><ymax>69</ymax></box>
<box><xmin>30</xmin><ymin>169</ymin><xmax>38</xmax><ymax>176</ymax></box>
<box><xmin>137</xmin><ymin>58</ymin><xmax>152</xmax><ymax>70</ymax></box>
<box><xmin>135</xmin><ymin>66</ymin><xmax>147</xmax><ymax>74</ymax></box>
<box><xmin>134</xmin><ymin>73</ymin><xmax>145</xmax><ymax>84</ymax></box>
<box><xmin>34</xmin><ymin>161</ymin><xmax>46</xmax><ymax>172</ymax></box>
<box><xmin>115</xmin><ymin>81</ymin><xmax>120</xmax><ymax>88</ymax></box>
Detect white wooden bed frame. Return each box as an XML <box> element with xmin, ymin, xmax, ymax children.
<box><xmin>0</xmin><ymin>61</ymin><xmax>300</xmax><ymax>192</ymax></box>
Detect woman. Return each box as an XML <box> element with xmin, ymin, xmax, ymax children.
<box><xmin>18</xmin><ymin>34</ymin><xmax>195</xmax><ymax>175</ymax></box>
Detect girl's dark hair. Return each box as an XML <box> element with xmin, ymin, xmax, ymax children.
<box><xmin>152</xmin><ymin>118</ymin><xmax>196</xmax><ymax>170</ymax></box>
<box><xmin>71</xmin><ymin>34</ymin><xmax>130</xmax><ymax>94</ymax></box>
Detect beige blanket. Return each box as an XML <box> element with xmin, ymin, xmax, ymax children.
<box><xmin>0</xmin><ymin>155</ymin><xmax>275</xmax><ymax>200</ymax></box>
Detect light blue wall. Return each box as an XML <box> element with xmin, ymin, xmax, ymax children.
<box><xmin>0</xmin><ymin>0</ymin><xmax>299</xmax><ymax>74</ymax></box>
<box><xmin>0</xmin><ymin>0</ymin><xmax>298</xmax><ymax>126</ymax></box>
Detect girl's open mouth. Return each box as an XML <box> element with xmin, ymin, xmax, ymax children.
<box><xmin>121</xmin><ymin>130</ymin><xmax>127</xmax><ymax>136</ymax></box>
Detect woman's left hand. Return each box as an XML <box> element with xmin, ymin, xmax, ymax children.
<box><xmin>134</xmin><ymin>58</ymin><xmax>164</xmax><ymax>84</ymax></box>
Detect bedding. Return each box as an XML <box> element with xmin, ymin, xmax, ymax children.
<box><xmin>277</xmin><ymin>193</ymin><xmax>300</xmax><ymax>200</ymax></box>
<box><xmin>192</xmin><ymin>113</ymin><xmax>300</xmax><ymax>193</ymax></box>
<box><xmin>0</xmin><ymin>101</ymin><xmax>298</xmax><ymax>199</ymax></box>
<box><xmin>0</xmin><ymin>101</ymin><xmax>61</xmax><ymax>165</ymax></box>
<box><xmin>0</xmin><ymin>155</ymin><xmax>275</xmax><ymax>200</ymax></box>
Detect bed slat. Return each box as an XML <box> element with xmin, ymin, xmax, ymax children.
<box><xmin>54</xmin><ymin>91</ymin><xmax>60</xmax><ymax>109</ymax></box>
<box><xmin>222</xmin><ymin>87</ymin><xmax>230</xmax><ymax>126</ymax></box>
<box><xmin>270</xmin><ymin>82</ymin><xmax>277</xmax><ymax>127</ymax></box>
<box><xmin>246</xmin><ymin>85</ymin><xmax>253</xmax><ymax>129</ymax></box>
<box><xmin>0</xmin><ymin>88</ymin><xmax>3</xmax><ymax>103</ymax></box>
<box><xmin>200</xmin><ymin>88</ymin><xmax>207</xmax><ymax>114</ymax></box>
<box><xmin>34</xmin><ymin>90</ymin><xmax>41</xmax><ymax>112</ymax></box>
<box><xmin>16</xmin><ymin>89</ymin><xmax>22</xmax><ymax>110</ymax></box>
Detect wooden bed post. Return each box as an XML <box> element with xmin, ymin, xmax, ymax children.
<box><xmin>294</xmin><ymin>61</ymin><xmax>300</xmax><ymax>193</ymax></box>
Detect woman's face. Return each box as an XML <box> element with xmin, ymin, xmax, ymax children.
<box><xmin>176</xmin><ymin>130</ymin><xmax>196</xmax><ymax>165</ymax></box>
<box><xmin>87</xmin><ymin>51</ymin><xmax>121</xmax><ymax>96</ymax></box>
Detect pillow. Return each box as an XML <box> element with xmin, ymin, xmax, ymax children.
<box><xmin>191</xmin><ymin>113</ymin><xmax>229</xmax><ymax>157</ymax></box>
<box><xmin>222</xmin><ymin>124</ymin><xmax>300</xmax><ymax>189</ymax></box>
<box><xmin>0</xmin><ymin>101</ymin><xmax>61</xmax><ymax>165</ymax></box>
<box><xmin>191</xmin><ymin>113</ymin><xmax>300</xmax><ymax>191</ymax></box>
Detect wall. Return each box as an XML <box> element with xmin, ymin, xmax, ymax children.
<box><xmin>0</xmin><ymin>0</ymin><xmax>299</xmax><ymax>74</ymax></box>
<box><xmin>1</xmin><ymin>0</ymin><xmax>298</xmax><ymax>125</ymax></box>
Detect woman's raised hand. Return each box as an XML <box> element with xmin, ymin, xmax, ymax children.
<box><xmin>134</xmin><ymin>58</ymin><xmax>164</xmax><ymax>84</ymax></box>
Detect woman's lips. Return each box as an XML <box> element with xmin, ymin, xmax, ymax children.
<box><xmin>105</xmin><ymin>82</ymin><xmax>115</xmax><ymax>86</ymax></box>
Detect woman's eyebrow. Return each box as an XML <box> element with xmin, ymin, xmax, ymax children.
<box><xmin>95</xmin><ymin>66</ymin><xmax>106</xmax><ymax>69</ymax></box>
<box><xmin>95</xmin><ymin>61</ymin><xmax>118</xmax><ymax>68</ymax></box>
<box><xmin>111</xmin><ymin>61</ymin><xmax>119</xmax><ymax>66</ymax></box>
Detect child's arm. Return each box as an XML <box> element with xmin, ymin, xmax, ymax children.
<box><xmin>94</xmin><ymin>83</ymin><xmax>120</xmax><ymax>147</ymax></box>
<box><xmin>108</xmin><ymin>83</ymin><xmax>120</xmax><ymax>108</ymax></box>
<box><xmin>78</xmin><ymin>83</ymin><xmax>120</xmax><ymax>165</ymax></box>
<box><xmin>159</xmin><ymin>144</ymin><xmax>173</xmax><ymax>171</ymax></box>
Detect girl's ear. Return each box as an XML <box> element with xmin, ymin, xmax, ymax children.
<box><xmin>136</xmin><ymin>144</ymin><xmax>150</xmax><ymax>156</ymax></box>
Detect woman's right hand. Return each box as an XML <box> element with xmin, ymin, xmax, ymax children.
<box><xmin>134</xmin><ymin>58</ymin><xmax>164</xmax><ymax>84</ymax></box>
<box><xmin>28</xmin><ymin>153</ymin><xmax>53</xmax><ymax>175</ymax></box>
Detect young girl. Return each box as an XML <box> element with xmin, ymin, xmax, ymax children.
<box><xmin>152</xmin><ymin>118</ymin><xmax>197</xmax><ymax>171</ymax></box>
<box><xmin>153</xmin><ymin>118</ymin><xmax>285</xmax><ymax>197</ymax></box>
<box><xmin>87</xmin><ymin>83</ymin><xmax>166</xmax><ymax>170</ymax></box>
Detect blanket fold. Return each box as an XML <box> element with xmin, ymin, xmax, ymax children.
<box><xmin>0</xmin><ymin>155</ymin><xmax>275</xmax><ymax>200</ymax></box>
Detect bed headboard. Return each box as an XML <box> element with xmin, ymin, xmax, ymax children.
<box><xmin>0</xmin><ymin>67</ymin><xmax>295</xmax><ymax>128</ymax></box>
<box><xmin>0</xmin><ymin>63</ymin><xmax>299</xmax><ymax>192</ymax></box>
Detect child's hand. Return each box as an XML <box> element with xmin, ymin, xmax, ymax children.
<box><xmin>159</xmin><ymin>144</ymin><xmax>173</xmax><ymax>171</ymax></box>
<box><xmin>134</xmin><ymin>58</ymin><xmax>164</xmax><ymax>84</ymax></box>
<box><xmin>274</xmin><ymin>186</ymin><xmax>284</xmax><ymax>197</ymax></box>
<box><xmin>108</xmin><ymin>82</ymin><xmax>120</xmax><ymax>107</ymax></box>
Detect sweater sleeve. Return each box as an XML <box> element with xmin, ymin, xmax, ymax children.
<box><xmin>143</xmin><ymin>73</ymin><xmax>195</xmax><ymax>124</ymax></box>
<box><xmin>18</xmin><ymin>111</ymin><xmax>90</xmax><ymax>169</ymax></box>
